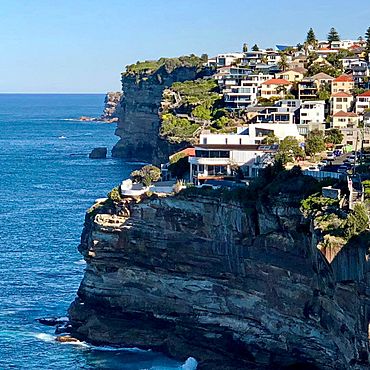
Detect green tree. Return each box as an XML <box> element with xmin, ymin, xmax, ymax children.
<box><xmin>252</xmin><ymin>44</ymin><xmax>259</xmax><ymax>51</ymax></box>
<box><xmin>318</xmin><ymin>82</ymin><xmax>332</xmax><ymax>100</ymax></box>
<box><xmin>324</xmin><ymin>129</ymin><xmax>344</xmax><ymax>145</ymax></box>
<box><xmin>305</xmin><ymin>129</ymin><xmax>326</xmax><ymax>157</ymax></box>
<box><xmin>275</xmin><ymin>136</ymin><xmax>304</xmax><ymax>164</ymax></box>
<box><xmin>365</xmin><ymin>27</ymin><xmax>370</xmax><ymax>58</ymax></box>
<box><xmin>242</xmin><ymin>43</ymin><xmax>248</xmax><ymax>52</ymax></box>
<box><xmin>262</xmin><ymin>133</ymin><xmax>279</xmax><ymax>145</ymax></box>
<box><xmin>130</xmin><ymin>165</ymin><xmax>161</xmax><ymax>187</ymax></box>
<box><xmin>344</xmin><ymin>204</ymin><xmax>369</xmax><ymax>239</ymax></box>
<box><xmin>191</xmin><ymin>105</ymin><xmax>211</xmax><ymax>120</ymax></box>
<box><xmin>278</xmin><ymin>53</ymin><xmax>288</xmax><ymax>71</ymax></box>
<box><xmin>306</xmin><ymin>28</ymin><xmax>317</xmax><ymax>45</ymax></box>
<box><xmin>327</xmin><ymin>27</ymin><xmax>340</xmax><ymax>43</ymax></box>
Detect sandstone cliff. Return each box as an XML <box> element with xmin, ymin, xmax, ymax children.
<box><xmin>69</xmin><ymin>174</ymin><xmax>369</xmax><ymax>369</ymax></box>
<box><xmin>111</xmin><ymin>56</ymin><xmax>211</xmax><ymax>164</ymax></box>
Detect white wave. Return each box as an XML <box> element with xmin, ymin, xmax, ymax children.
<box><xmin>90</xmin><ymin>345</ymin><xmax>150</xmax><ymax>353</ymax></box>
<box><xmin>58</xmin><ymin>136</ymin><xmax>67</xmax><ymax>139</ymax></box>
<box><xmin>74</xmin><ymin>259</ymin><xmax>86</xmax><ymax>265</ymax></box>
<box><xmin>181</xmin><ymin>357</ymin><xmax>198</xmax><ymax>370</ymax></box>
<box><xmin>34</xmin><ymin>333</ymin><xmax>56</xmax><ymax>343</ymax></box>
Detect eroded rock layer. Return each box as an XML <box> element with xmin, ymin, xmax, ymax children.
<box><xmin>69</xmin><ymin>190</ymin><xmax>369</xmax><ymax>369</ymax></box>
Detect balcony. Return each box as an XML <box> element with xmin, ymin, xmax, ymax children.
<box><xmin>189</xmin><ymin>157</ymin><xmax>230</xmax><ymax>165</ymax></box>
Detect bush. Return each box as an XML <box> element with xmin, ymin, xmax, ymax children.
<box><xmin>344</xmin><ymin>204</ymin><xmax>369</xmax><ymax>239</ymax></box>
<box><xmin>130</xmin><ymin>165</ymin><xmax>161</xmax><ymax>187</ymax></box>
<box><xmin>301</xmin><ymin>193</ymin><xmax>339</xmax><ymax>212</ymax></box>
<box><xmin>107</xmin><ymin>187</ymin><xmax>122</xmax><ymax>202</ymax></box>
<box><xmin>168</xmin><ymin>154</ymin><xmax>190</xmax><ymax>179</ymax></box>
<box><xmin>160</xmin><ymin>113</ymin><xmax>199</xmax><ymax>142</ymax></box>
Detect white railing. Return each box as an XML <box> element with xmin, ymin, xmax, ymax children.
<box><xmin>303</xmin><ymin>170</ymin><xmax>345</xmax><ymax>180</ymax></box>
<box><xmin>189</xmin><ymin>157</ymin><xmax>230</xmax><ymax>165</ymax></box>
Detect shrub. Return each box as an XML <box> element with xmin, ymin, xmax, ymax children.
<box><xmin>107</xmin><ymin>186</ymin><xmax>122</xmax><ymax>202</ymax></box>
<box><xmin>301</xmin><ymin>193</ymin><xmax>339</xmax><ymax>212</ymax></box>
<box><xmin>130</xmin><ymin>165</ymin><xmax>161</xmax><ymax>187</ymax></box>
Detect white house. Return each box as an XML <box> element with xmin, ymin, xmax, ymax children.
<box><xmin>210</xmin><ymin>53</ymin><xmax>244</xmax><ymax>67</ymax></box>
<box><xmin>356</xmin><ymin>90</ymin><xmax>370</xmax><ymax>114</ymax></box>
<box><xmin>300</xmin><ymin>101</ymin><xmax>325</xmax><ymax>124</ymax></box>
<box><xmin>189</xmin><ymin>125</ymin><xmax>302</xmax><ymax>182</ymax></box>
<box><xmin>223</xmin><ymin>79</ymin><xmax>259</xmax><ymax>109</ymax></box>
<box><xmin>330</xmin><ymin>40</ymin><xmax>358</xmax><ymax>49</ymax></box>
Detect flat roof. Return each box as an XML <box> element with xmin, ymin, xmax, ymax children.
<box><xmin>195</xmin><ymin>144</ymin><xmax>278</xmax><ymax>151</ymax></box>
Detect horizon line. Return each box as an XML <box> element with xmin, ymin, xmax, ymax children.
<box><xmin>0</xmin><ymin>92</ymin><xmax>114</xmax><ymax>95</ymax></box>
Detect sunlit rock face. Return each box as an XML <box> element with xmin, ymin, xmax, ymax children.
<box><xmin>111</xmin><ymin>66</ymin><xmax>203</xmax><ymax>164</ymax></box>
<box><xmin>69</xmin><ymin>191</ymin><xmax>369</xmax><ymax>370</ymax></box>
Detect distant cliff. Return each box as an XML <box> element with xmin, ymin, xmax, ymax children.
<box><xmin>111</xmin><ymin>55</ymin><xmax>213</xmax><ymax>164</ymax></box>
<box><xmin>68</xmin><ymin>172</ymin><xmax>369</xmax><ymax>369</ymax></box>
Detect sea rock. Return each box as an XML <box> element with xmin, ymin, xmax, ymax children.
<box><xmin>68</xmin><ymin>188</ymin><xmax>370</xmax><ymax>369</ymax></box>
<box><xmin>37</xmin><ymin>317</ymin><xmax>68</xmax><ymax>326</ymax></box>
<box><xmin>55</xmin><ymin>335</ymin><xmax>80</xmax><ymax>343</ymax></box>
<box><xmin>89</xmin><ymin>147</ymin><xmax>107</xmax><ymax>159</ymax></box>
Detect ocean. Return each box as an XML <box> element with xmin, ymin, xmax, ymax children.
<box><xmin>0</xmin><ymin>94</ymin><xmax>187</xmax><ymax>369</ymax></box>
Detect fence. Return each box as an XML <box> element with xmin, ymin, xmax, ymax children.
<box><xmin>303</xmin><ymin>170</ymin><xmax>345</xmax><ymax>180</ymax></box>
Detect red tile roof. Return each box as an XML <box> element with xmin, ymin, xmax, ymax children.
<box><xmin>169</xmin><ymin>147</ymin><xmax>195</xmax><ymax>159</ymax></box>
<box><xmin>333</xmin><ymin>110</ymin><xmax>358</xmax><ymax>117</ymax></box>
<box><xmin>262</xmin><ymin>78</ymin><xmax>292</xmax><ymax>85</ymax></box>
<box><xmin>333</xmin><ymin>74</ymin><xmax>354</xmax><ymax>83</ymax></box>
<box><xmin>358</xmin><ymin>90</ymin><xmax>370</xmax><ymax>97</ymax></box>
<box><xmin>331</xmin><ymin>92</ymin><xmax>352</xmax><ymax>98</ymax></box>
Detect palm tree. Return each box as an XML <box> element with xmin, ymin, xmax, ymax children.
<box><xmin>278</xmin><ymin>53</ymin><xmax>288</xmax><ymax>71</ymax></box>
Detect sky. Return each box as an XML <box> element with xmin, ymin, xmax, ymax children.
<box><xmin>0</xmin><ymin>0</ymin><xmax>369</xmax><ymax>93</ymax></box>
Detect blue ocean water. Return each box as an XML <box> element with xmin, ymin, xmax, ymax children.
<box><xmin>0</xmin><ymin>94</ymin><xmax>185</xmax><ymax>369</ymax></box>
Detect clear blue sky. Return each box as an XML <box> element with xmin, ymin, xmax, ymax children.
<box><xmin>1</xmin><ymin>0</ymin><xmax>369</xmax><ymax>93</ymax></box>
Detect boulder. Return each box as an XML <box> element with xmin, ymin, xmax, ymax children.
<box><xmin>89</xmin><ymin>147</ymin><xmax>107</xmax><ymax>159</ymax></box>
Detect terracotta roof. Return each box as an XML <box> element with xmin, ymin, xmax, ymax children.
<box><xmin>262</xmin><ymin>78</ymin><xmax>292</xmax><ymax>85</ymax></box>
<box><xmin>311</xmin><ymin>72</ymin><xmax>334</xmax><ymax>80</ymax></box>
<box><xmin>333</xmin><ymin>74</ymin><xmax>354</xmax><ymax>82</ymax></box>
<box><xmin>170</xmin><ymin>147</ymin><xmax>195</xmax><ymax>159</ymax></box>
<box><xmin>333</xmin><ymin>110</ymin><xmax>358</xmax><ymax>117</ymax></box>
<box><xmin>358</xmin><ymin>90</ymin><xmax>370</xmax><ymax>97</ymax></box>
<box><xmin>331</xmin><ymin>92</ymin><xmax>352</xmax><ymax>98</ymax></box>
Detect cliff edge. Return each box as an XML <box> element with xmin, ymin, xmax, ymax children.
<box><xmin>68</xmin><ymin>172</ymin><xmax>369</xmax><ymax>369</ymax></box>
<box><xmin>111</xmin><ymin>56</ymin><xmax>212</xmax><ymax>164</ymax></box>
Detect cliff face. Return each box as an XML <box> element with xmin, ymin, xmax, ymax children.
<box><xmin>111</xmin><ymin>65</ymin><xmax>206</xmax><ymax>164</ymax></box>
<box><xmin>69</xmin><ymin>189</ymin><xmax>369</xmax><ymax>370</ymax></box>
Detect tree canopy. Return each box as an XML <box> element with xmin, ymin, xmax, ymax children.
<box><xmin>305</xmin><ymin>129</ymin><xmax>326</xmax><ymax>157</ymax></box>
<box><xmin>306</xmin><ymin>28</ymin><xmax>317</xmax><ymax>45</ymax></box>
<box><xmin>130</xmin><ymin>165</ymin><xmax>161</xmax><ymax>187</ymax></box>
<box><xmin>275</xmin><ymin>136</ymin><xmax>304</xmax><ymax>164</ymax></box>
<box><xmin>327</xmin><ymin>27</ymin><xmax>340</xmax><ymax>43</ymax></box>
<box><xmin>324</xmin><ymin>129</ymin><xmax>344</xmax><ymax>145</ymax></box>
<box><xmin>252</xmin><ymin>44</ymin><xmax>259</xmax><ymax>51</ymax></box>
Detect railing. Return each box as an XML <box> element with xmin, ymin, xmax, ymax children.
<box><xmin>303</xmin><ymin>170</ymin><xmax>345</xmax><ymax>180</ymax></box>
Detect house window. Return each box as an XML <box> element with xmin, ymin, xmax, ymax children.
<box><xmin>239</xmin><ymin>138</ymin><xmax>242</xmax><ymax>145</ymax></box>
<box><xmin>203</xmin><ymin>138</ymin><xmax>207</xmax><ymax>144</ymax></box>
<box><xmin>347</xmin><ymin>141</ymin><xmax>353</xmax><ymax>145</ymax></box>
<box><xmin>225</xmin><ymin>138</ymin><xmax>228</xmax><ymax>144</ymax></box>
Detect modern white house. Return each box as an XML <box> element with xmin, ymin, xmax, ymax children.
<box><xmin>299</xmin><ymin>101</ymin><xmax>325</xmax><ymax>124</ymax></box>
<box><xmin>209</xmin><ymin>53</ymin><xmax>244</xmax><ymax>67</ymax></box>
<box><xmin>330</xmin><ymin>40</ymin><xmax>358</xmax><ymax>50</ymax></box>
<box><xmin>356</xmin><ymin>90</ymin><xmax>370</xmax><ymax>114</ymax></box>
<box><xmin>223</xmin><ymin>79</ymin><xmax>259</xmax><ymax>109</ymax></box>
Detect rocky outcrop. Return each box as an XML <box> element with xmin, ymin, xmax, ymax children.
<box><xmin>89</xmin><ymin>147</ymin><xmax>107</xmax><ymax>159</ymax></box>
<box><xmin>111</xmin><ymin>63</ymin><xmax>210</xmax><ymax>164</ymax></box>
<box><xmin>99</xmin><ymin>92</ymin><xmax>121</xmax><ymax>123</ymax></box>
<box><xmin>69</xmin><ymin>186</ymin><xmax>369</xmax><ymax>369</ymax></box>
<box><xmin>79</xmin><ymin>92</ymin><xmax>122</xmax><ymax>123</ymax></box>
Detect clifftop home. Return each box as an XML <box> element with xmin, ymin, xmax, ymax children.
<box><xmin>189</xmin><ymin>125</ymin><xmax>302</xmax><ymax>183</ymax></box>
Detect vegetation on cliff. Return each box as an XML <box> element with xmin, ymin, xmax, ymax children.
<box><xmin>125</xmin><ymin>54</ymin><xmax>207</xmax><ymax>76</ymax></box>
<box><xmin>160</xmin><ymin>78</ymin><xmax>239</xmax><ymax>143</ymax></box>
